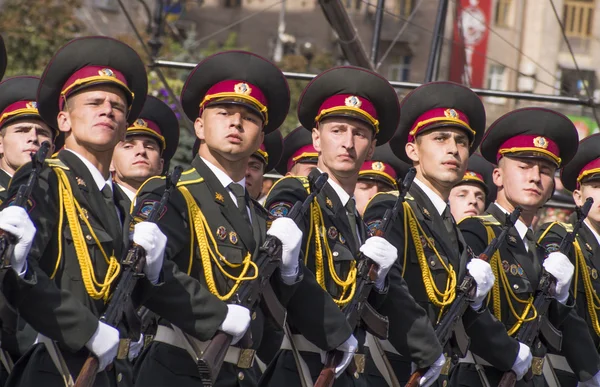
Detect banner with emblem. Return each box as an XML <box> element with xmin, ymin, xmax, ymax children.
<box><xmin>448</xmin><ymin>0</ymin><xmax>492</xmax><ymax>88</ymax></box>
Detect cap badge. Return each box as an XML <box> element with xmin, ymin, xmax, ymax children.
<box><xmin>467</xmin><ymin>171</ymin><xmax>477</xmax><ymax>177</ymax></box>
<box><xmin>26</xmin><ymin>101</ymin><xmax>37</xmax><ymax>109</ymax></box>
<box><xmin>372</xmin><ymin>161</ymin><xmax>385</xmax><ymax>171</ymax></box>
<box><xmin>135</xmin><ymin>118</ymin><xmax>147</xmax><ymax>127</ymax></box>
<box><xmin>234</xmin><ymin>82</ymin><xmax>252</xmax><ymax>95</ymax></box>
<box><xmin>344</xmin><ymin>95</ymin><xmax>362</xmax><ymax>108</ymax></box>
<box><xmin>533</xmin><ymin>136</ymin><xmax>548</xmax><ymax>149</ymax></box>
<box><xmin>444</xmin><ymin>109</ymin><xmax>458</xmax><ymax>119</ymax></box>
<box><xmin>98</xmin><ymin>68</ymin><xmax>115</xmax><ymax>77</ymax></box>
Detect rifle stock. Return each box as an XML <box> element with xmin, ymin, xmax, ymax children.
<box><xmin>74</xmin><ymin>166</ymin><xmax>183</xmax><ymax>387</ymax></box>
<box><xmin>315</xmin><ymin>351</ymin><xmax>345</xmax><ymax>387</ymax></box>
<box><xmin>197</xmin><ymin>173</ymin><xmax>329</xmax><ymax>385</ymax></box>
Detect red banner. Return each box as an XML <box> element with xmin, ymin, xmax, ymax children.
<box><xmin>449</xmin><ymin>0</ymin><xmax>492</xmax><ymax>88</ymax></box>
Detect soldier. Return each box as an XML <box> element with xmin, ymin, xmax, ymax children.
<box><xmin>133</xmin><ymin>51</ymin><xmax>356</xmax><ymax>387</ymax></box>
<box><xmin>455</xmin><ymin>107</ymin><xmax>600</xmax><ymax>386</ymax></box>
<box><xmin>448</xmin><ymin>153</ymin><xmax>495</xmax><ymax>222</ymax></box>
<box><xmin>110</xmin><ymin>95</ymin><xmax>180</xmax><ymax>207</ymax></box>
<box><xmin>263</xmin><ymin>67</ymin><xmax>444</xmax><ymax>387</ymax></box>
<box><xmin>536</xmin><ymin>133</ymin><xmax>600</xmax><ymax>386</ymax></box>
<box><xmin>244</xmin><ymin>131</ymin><xmax>283</xmax><ymax>201</ymax></box>
<box><xmin>355</xmin><ymin>143</ymin><xmax>409</xmax><ymax>216</ymax></box>
<box><xmin>275</xmin><ymin>125</ymin><xmax>318</xmax><ymax>177</ymax></box>
<box><xmin>363</xmin><ymin>82</ymin><xmax>532</xmax><ymax>386</ymax></box>
<box><xmin>0</xmin><ymin>36</ymin><xmax>161</xmax><ymax>387</ymax></box>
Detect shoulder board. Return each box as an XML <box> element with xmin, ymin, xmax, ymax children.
<box><xmin>176</xmin><ymin>168</ymin><xmax>204</xmax><ymax>187</ymax></box>
<box><xmin>268</xmin><ymin>175</ymin><xmax>310</xmax><ymax>196</ymax></box>
<box><xmin>460</xmin><ymin>214</ymin><xmax>501</xmax><ymax>226</ymax></box>
<box><xmin>540</xmin><ymin>221</ymin><xmax>572</xmax><ymax>234</ymax></box>
<box><xmin>556</xmin><ymin>222</ymin><xmax>573</xmax><ymax>233</ymax></box>
<box><xmin>45</xmin><ymin>158</ymin><xmax>69</xmax><ymax>170</ymax></box>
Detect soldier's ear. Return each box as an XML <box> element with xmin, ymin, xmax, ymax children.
<box><xmin>405</xmin><ymin>141</ymin><xmax>418</xmax><ymax>163</ymax></box>
<box><xmin>492</xmin><ymin>166</ymin><xmax>502</xmax><ymax>188</ymax></box>
<box><xmin>572</xmin><ymin>188</ymin><xmax>583</xmax><ymax>207</ymax></box>
<box><xmin>312</xmin><ymin>126</ymin><xmax>321</xmax><ymax>152</ymax></box>
<box><xmin>57</xmin><ymin>110</ymin><xmax>71</xmax><ymax>133</ymax></box>
<box><xmin>194</xmin><ymin>117</ymin><xmax>205</xmax><ymax>140</ymax></box>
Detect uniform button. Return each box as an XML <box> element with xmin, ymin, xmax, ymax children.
<box><xmin>85</xmin><ymin>235</ymin><xmax>92</xmax><ymax>241</ymax></box>
<box><xmin>430</xmin><ymin>260</ymin><xmax>436</xmax><ymax>267</ymax></box>
<box><xmin>443</xmin><ymin>381</ymin><xmax>448</xmax><ymax>387</ymax></box>
<box><xmin>238</xmin><ymin>371</ymin><xmax>245</xmax><ymax>380</ymax></box>
<box><xmin>117</xmin><ymin>373</ymin><xmax>123</xmax><ymax>382</ymax></box>
<box><xmin>513</xmin><ymin>284</ymin><xmax>519</xmax><ymax>290</ymax></box>
<box><xmin>354</xmin><ymin>371</ymin><xmax>359</xmax><ymax>379</ymax></box>
<box><xmin>333</xmin><ymin>251</ymin><xmax>339</xmax><ymax>257</ymax></box>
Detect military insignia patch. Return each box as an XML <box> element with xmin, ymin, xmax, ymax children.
<box><xmin>75</xmin><ymin>176</ymin><xmax>87</xmax><ymax>188</ymax></box>
<box><xmin>344</xmin><ymin>95</ymin><xmax>362</xmax><ymax>108</ymax></box>
<box><xmin>422</xmin><ymin>208</ymin><xmax>430</xmax><ymax>217</ymax></box>
<box><xmin>502</xmin><ymin>260</ymin><xmax>510</xmax><ymax>272</ymax></box>
<box><xmin>517</xmin><ymin>266</ymin><xmax>524</xmax><ymax>276</ymax></box>
<box><xmin>234</xmin><ymin>82</ymin><xmax>252</xmax><ymax>95</ymax></box>
<box><xmin>510</xmin><ymin>264</ymin><xmax>518</xmax><ymax>276</ymax></box>
<box><xmin>136</xmin><ymin>199</ymin><xmax>166</xmax><ymax>220</ymax></box>
<box><xmin>215</xmin><ymin>192</ymin><xmax>225</xmax><ymax>203</ymax></box>
<box><xmin>444</xmin><ymin>109</ymin><xmax>458</xmax><ymax>119</ymax></box>
<box><xmin>544</xmin><ymin>242</ymin><xmax>561</xmax><ymax>253</ymax></box>
<box><xmin>366</xmin><ymin>220</ymin><xmax>381</xmax><ymax>236</ymax></box>
<box><xmin>507</xmin><ymin>235</ymin><xmax>517</xmax><ymax>245</ymax></box>
<box><xmin>326</xmin><ymin>197</ymin><xmax>333</xmax><ymax>209</ymax></box>
<box><xmin>372</xmin><ymin>161</ymin><xmax>385</xmax><ymax>171</ymax></box>
<box><xmin>229</xmin><ymin>231</ymin><xmax>239</xmax><ymax>245</ymax></box>
<box><xmin>216</xmin><ymin>226</ymin><xmax>227</xmax><ymax>241</ymax></box>
<box><xmin>327</xmin><ymin>226</ymin><xmax>338</xmax><ymax>240</ymax></box>
<box><xmin>98</xmin><ymin>68</ymin><xmax>115</xmax><ymax>77</ymax></box>
<box><xmin>339</xmin><ymin>234</ymin><xmax>346</xmax><ymax>244</ymax></box>
<box><xmin>269</xmin><ymin>201</ymin><xmax>291</xmax><ymax>218</ymax></box>
<box><xmin>26</xmin><ymin>101</ymin><xmax>37</xmax><ymax>109</ymax></box>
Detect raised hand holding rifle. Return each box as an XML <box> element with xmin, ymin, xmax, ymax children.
<box><xmin>498</xmin><ymin>197</ymin><xmax>593</xmax><ymax>387</ymax></box>
<box><xmin>0</xmin><ymin>141</ymin><xmax>51</xmax><ymax>271</ymax></box>
<box><xmin>74</xmin><ymin>166</ymin><xmax>183</xmax><ymax>387</ymax></box>
<box><xmin>406</xmin><ymin>205</ymin><xmax>523</xmax><ymax>387</ymax></box>
<box><xmin>196</xmin><ymin>172</ymin><xmax>330</xmax><ymax>386</ymax></box>
<box><xmin>314</xmin><ymin>167</ymin><xmax>417</xmax><ymax>387</ymax></box>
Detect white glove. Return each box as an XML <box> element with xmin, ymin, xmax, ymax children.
<box><xmin>267</xmin><ymin>217</ymin><xmax>302</xmax><ymax>283</ymax></box>
<box><xmin>332</xmin><ymin>334</ymin><xmax>358</xmax><ymax>378</ymax></box>
<box><xmin>466</xmin><ymin>258</ymin><xmax>495</xmax><ymax>310</ymax></box>
<box><xmin>128</xmin><ymin>334</ymin><xmax>145</xmax><ymax>362</ymax></box>
<box><xmin>543</xmin><ymin>252</ymin><xmax>574</xmax><ymax>304</ymax></box>
<box><xmin>359</xmin><ymin>236</ymin><xmax>397</xmax><ymax>290</ymax></box>
<box><xmin>132</xmin><ymin>222</ymin><xmax>166</xmax><ymax>284</ymax></box>
<box><xmin>0</xmin><ymin>206</ymin><xmax>35</xmax><ymax>275</ymax></box>
<box><xmin>219</xmin><ymin>304</ymin><xmax>251</xmax><ymax>345</ymax></box>
<box><xmin>511</xmin><ymin>342</ymin><xmax>532</xmax><ymax>381</ymax></box>
<box><xmin>85</xmin><ymin>321</ymin><xmax>120</xmax><ymax>372</ymax></box>
<box><xmin>411</xmin><ymin>353</ymin><xmax>446</xmax><ymax>387</ymax></box>
<box><xmin>578</xmin><ymin>370</ymin><xmax>600</xmax><ymax>386</ymax></box>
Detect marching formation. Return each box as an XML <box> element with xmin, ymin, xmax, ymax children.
<box><xmin>0</xmin><ymin>34</ymin><xmax>598</xmax><ymax>387</ymax></box>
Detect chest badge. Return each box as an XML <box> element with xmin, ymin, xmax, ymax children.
<box><xmin>229</xmin><ymin>231</ymin><xmax>239</xmax><ymax>245</ymax></box>
<box><xmin>216</xmin><ymin>226</ymin><xmax>227</xmax><ymax>241</ymax></box>
<box><xmin>327</xmin><ymin>226</ymin><xmax>338</xmax><ymax>240</ymax></box>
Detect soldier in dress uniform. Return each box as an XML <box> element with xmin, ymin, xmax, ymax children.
<box><xmin>0</xmin><ymin>36</ymin><xmax>167</xmax><ymax>387</ymax></box>
<box><xmin>455</xmin><ymin>107</ymin><xmax>600</xmax><ymax>386</ymax></box>
<box><xmin>275</xmin><ymin>125</ymin><xmax>318</xmax><ymax>177</ymax></box>
<box><xmin>110</xmin><ymin>95</ymin><xmax>180</xmax><ymax>209</ymax></box>
<box><xmin>363</xmin><ymin>82</ymin><xmax>531</xmax><ymax>387</ymax></box>
<box><xmin>536</xmin><ymin>133</ymin><xmax>600</xmax><ymax>386</ymax></box>
<box><xmin>244</xmin><ymin>131</ymin><xmax>283</xmax><ymax>201</ymax></box>
<box><xmin>133</xmin><ymin>51</ymin><xmax>356</xmax><ymax>387</ymax></box>
<box><xmin>355</xmin><ymin>143</ymin><xmax>409</xmax><ymax>216</ymax></box>
<box><xmin>263</xmin><ymin>67</ymin><xmax>444</xmax><ymax>387</ymax></box>
<box><xmin>448</xmin><ymin>153</ymin><xmax>495</xmax><ymax>222</ymax></box>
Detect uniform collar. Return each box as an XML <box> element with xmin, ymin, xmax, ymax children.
<box><xmin>585</xmin><ymin>219</ymin><xmax>600</xmax><ymax>246</ymax></box>
<box><xmin>495</xmin><ymin>202</ymin><xmax>530</xmax><ymax>241</ymax></box>
<box><xmin>65</xmin><ymin>148</ymin><xmax>112</xmax><ymax>191</ymax></box>
<box><xmin>414</xmin><ymin>177</ymin><xmax>447</xmax><ymax>216</ymax></box>
<box><xmin>117</xmin><ymin>183</ymin><xmax>136</xmax><ymax>202</ymax></box>
<box><xmin>200</xmin><ymin>156</ymin><xmax>246</xmax><ymax>190</ymax></box>
<box><xmin>318</xmin><ymin>168</ymin><xmax>354</xmax><ymax>208</ymax></box>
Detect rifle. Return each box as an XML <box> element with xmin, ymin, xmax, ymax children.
<box><xmin>0</xmin><ymin>141</ymin><xmax>51</xmax><ymax>269</ymax></box>
<box><xmin>197</xmin><ymin>172</ymin><xmax>329</xmax><ymax>386</ymax></box>
<box><xmin>74</xmin><ymin>166</ymin><xmax>183</xmax><ymax>387</ymax></box>
<box><xmin>406</xmin><ymin>206</ymin><xmax>523</xmax><ymax>387</ymax></box>
<box><xmin>315</xmin><ymin>167</ymin><xmax>417</xmax><ymax>387</ymax></box>
<box><xmin>498</xmin><ymin>197</ymin><xmax>593</xmax><ymax>387</ymax></box>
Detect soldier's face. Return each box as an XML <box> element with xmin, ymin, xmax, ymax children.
<box><xmin>195</xmin><ymin>104</ymin><xmax>264</xmax><ymax>162</ymax></box>
<box><xmin>494</xmin><ymin>157</ymin><xmax>555</xmax><ymax>212</ymax></box>
<box><xmin>111</xmin><ymin>135</ymin><xmax>164</xmax><ymax>185</ymax></box>
<box><xmin>0</xmin><ymin>119</ymin><xmax>54</xmax><ymax>175</ymax></box>
<box><xmin>448</xmin><ymin>183</ymin><xmax>486</xmax><ymax>222</ymax></box>
<box><xmin>287</xmin><ymin>162</ymin><xmax>316</xmax><ymax>177</ymax></box>
<box><xmin>245</xmin><ymin>155</ymin><xmax>265</xmax><ymax>200</ymax></box>
<box><xmin>405</xmin><ymin>128</ymin><xmax>470</xmax><ymax>191</ymax></box>
<box><xmin>57</xmin><ymin>85</ymin><xmax>128</xmax><ymax>151</ymax></box>
<box><xmin>354</xmin><ymin>180</ymin><xmax>386</xmax><ymax>216</ymax></box>
<box><xmin>573</xmin><ymin>182</ymin><xmax>600</xmax><ymax>227</ymax></box>
<box><xmin>313</xmin><ymin>117</ymin><xmax>375</xmax><ymax>178</ymax></box>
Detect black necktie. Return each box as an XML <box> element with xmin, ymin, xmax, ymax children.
<box><xmin>442</xmin><ymin>205</ymin><xmax>454</xmax><ymax>235</ymax></box>
<box><xmin>346</xmin><ymin>199</ymin><xmax>357</xmax><ymax>238</ymax></box>
<box><xmin>229</xmin><ymin>183</ymin><xmax>251</xmax><ymax>224</ymax></box>
<box><xmin>101</xmin><ymin>184</ymin><xmax>121</xmax><ymax>230</ymax></box>
<box><xmin>525</xmin><ymin>229</ymin><xmax>536</xmax><ymax>253</ymax></box>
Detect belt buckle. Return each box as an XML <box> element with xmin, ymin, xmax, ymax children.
<box><xmin>532</xmin><ymin>356</ymin><xmax>544</xmax><ymax>376</ymax></box>
<box><xmin>353</xmin><ymin>354</ymin><xmax>365</xmax><ymax>374</ymax></box>
<box><xmin>117</xmin><ymin>338</ymin><xmax>131</xmax><ymax>360</ymax></box>
<box><xmin>143</xmin><ymin>334</ymin><xmax>154</xmax><ymax>350</ymax></box>
<box><xmin>441</xmin><ymin>354</ymin><xmax>452</xmax><ymax>376</ymax></box>
<box><xmin>237</xmin><ymin>349</ymin><xmax>255</xmax><ymax>369</ymax></box>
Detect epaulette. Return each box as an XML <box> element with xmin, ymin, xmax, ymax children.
<box><xmin>176</xmin><ymin>168</ymin><xmax>204</xmax><ymax>187</ymax></box>
<box><xmin>45</xmin><ymin>158</ymin><xmax>69</xmax><ymax>170</ymax></box>
<box><xmin>460</xmin><ymin>214</ymin><xmax>501</xmax><ymax>226</ymax></box>
<box><xmin>267</xmin><ymin>175</ymin><xmax>310</xmax><ymax>197</ymax></box>
<box><xmin>554</xmin><ymin>221</ymin><xmax>573</xmax><ymax>233</ymax></box>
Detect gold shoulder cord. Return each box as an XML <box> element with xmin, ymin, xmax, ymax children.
<box><xmin>178</xmin><ymin>186</ymin><xmax>258</xmax><ymax>301</ymax></box>
<box><xmin>485</xmin><ymin>221</ymin><xmax>536</xmax><ymax>335</ymax></box>
<box><xmin>541</xmin><ymin>222</ymin><xmax>600</xmax><ymax>337</ymax></box>
<box><xmin>50</xmin><ymin>167</ymin><xmax>121</xmax><ymax>303</ymax></box>
<box><xmin>401</xmin><ymin>202</ymin><xmax>457</xmax><ymax>321</ymax></box>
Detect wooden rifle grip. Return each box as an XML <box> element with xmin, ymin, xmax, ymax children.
<box><xmin>314</xmin><ymin>351</ymin><xmax>343</xmax><ymax>387</ymax></box>
<box><xmin>405</xmin><ymin>367</ymin><xmax>426</xmax><ymax>387</ymax></box>
<box><xmin>498</xmin><ymin>369</ymin><xmax>517</xmax><ymax>387</ymax></box>
<box><xmin>74</xmin><ymin>355</ymin><xmax>99</xmax><ymax>387</ymax></box>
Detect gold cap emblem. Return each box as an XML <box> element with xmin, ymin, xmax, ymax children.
<box><xmin>26</xmin><ymin>101</ymin><xmax>37</xmax><ymax>109</ymax></box>
<box><xmin>345</xmin><ymin>95</ymin><xmax>362</xmax><ymax>108</ymax></box>
<box><xmin>467</xmin><ymin>171</ymin><xmax>477</xmax><ymax>177</ymax></box>
<box><xmin>533</xmin><ymin>136</ymin><xmax>548</xmax><ymax>149</ymax></box>
<box><xmin>98</xmin><ymin>68</ymin><xmax>115</xmax><ymax>77</ymax></box>
<box><xmin>444</xmin><ymin>109</ymin><xmax>458</xmax><ymax>119</ymax></box>
<box><xmin>234</xmin><ymin>82</ymin><xmax>251</xmax><ymax>95</ymax></box>
<box><xmin>372</xmin><ymin>161</ymin><xmax>385</xmax><ymax>171</ymax></box>
<box><xmin>135</xmin><ymin>118</ymin><xmax>147</xmax><ymax>127</ymax></box>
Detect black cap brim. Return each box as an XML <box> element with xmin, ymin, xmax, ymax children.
<box><xmin>254</xmin><ymin>130</ymin><xmax>283</xmax><ymax>172</ymax></box>
<box><xmin>275</xmin><ymin>126</ymin><xmax>316</xmax><ymax>176</ymax></box>
<box><xmin>127</xmin><ymin>96</ymin><xmax>179</xmax><ymax>164</ymax></box>
<box><xmin>181</xmin><ymin>51</ymin><xmax>289</xmax><ymax>135</ymax></box>
<box><xmin>455</xmin><ymin>153</ymin><xmax>497</xmax><ymax>202</ymax></box>
<box><xmin>480</xmin><ymin>107</ymin><xmax>579</xmax><ymax>167</ymax></box>
<box><xmin>37</xmin><ymin>36</ymin><xmax>148</xmax><ymax>130</ymax></box>
<box><xmin>0</xmin><ymin>35</ymin><xmax>6</xmax><ymax>81</ymax></box>
<box><xmin>360</xmin><ymin>143</ymin><xmax>410</xmax><ymax>182</ymax></box>
<box><xmin>298</xmin><ymin>66</ymin><xmax>400</xmax><ymax>145</ymax></box>
<box><xmin>389</xmin><ymin>82</ymin><xmax>486</xmax><ymax>163</ymax></box>
<box><xmin>561</xmin><ymin>133</ymin><xmax>600</xmax><ymax>192</ymax></box>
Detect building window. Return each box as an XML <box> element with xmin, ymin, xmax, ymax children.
<box><xmin>388</xmin><ymin>56</ymin><xmax>412</xmax><ymax>82</ymax></box>
<box><xmin>494</xmin><ymin>0</ymin><xmax>512</xmax><ymax>27</ymax></box>
<box><xmin>560</xmin><ymin>68</ymin><xmax>596</xmax><ymax>97</ymax></box>
<box><xmin>563</xmin><ymin>0</ymin><xmax>594</xmax><ymax>37</ymax></box>
<box><xmin>486</xmin><ymin>64</ymin><xmax>507</xmax><ymax>104</ymax></box>
<box><xmin>394</xmin><ymin>0</ymin><xmax>414</xmax><ymax>17</ymax></box>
